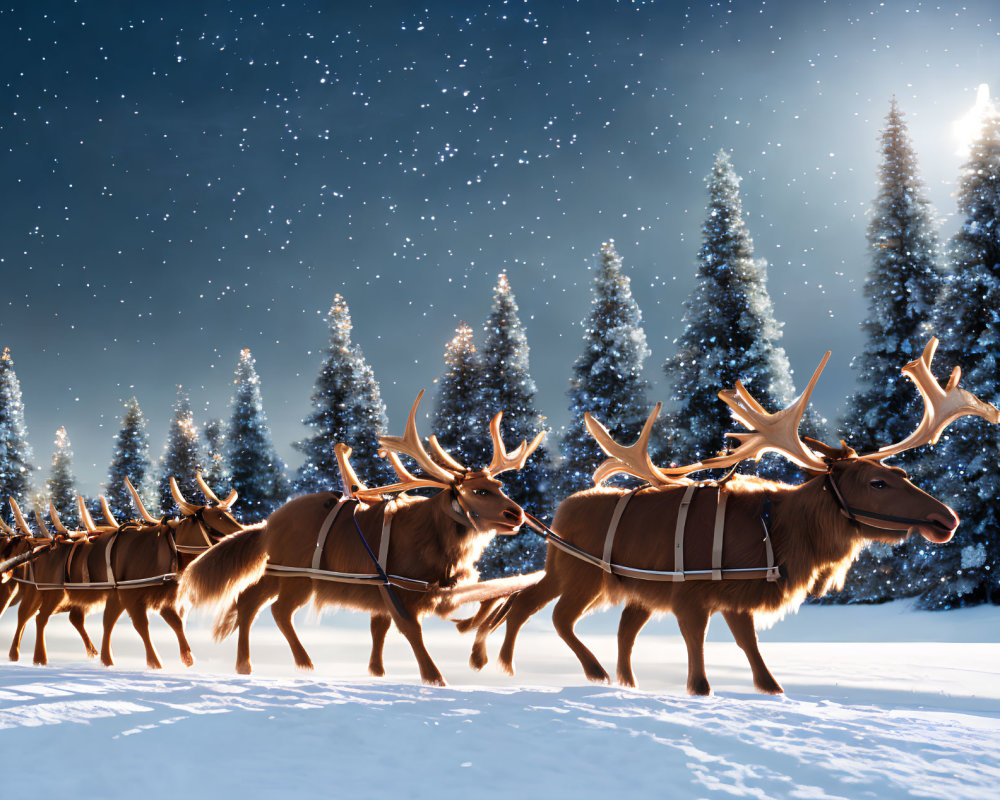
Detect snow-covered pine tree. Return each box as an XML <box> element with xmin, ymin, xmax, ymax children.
<box><xmin>559</xmin><ymin>240</ymin><xmax>652</xmax><ymax>498</ymax></box>
<box><xmin>228</xmin><ymin>349</ymin><xmax>289</xmax><ymax>522</ymax></box>
<box><xmin>158</xmin><ymin>388</ymin><xmax>204</xmax><ymax>516</ymax></box>
<box><xmin>46</xmin><ymin>426</ymin><xmax>77</xmax><ymax>527</ymax></box>
<box><xmin>105</xmin><ymin>397</ymin><xmax>153</xmax><ymax>523</ymax></box>
<box><xmin>836</xmin><ymin>99</ymin><xmax>944</xmax><ymax>604</ymax></box>
<box><xmin>663</xmin><ymin>151</ymin><xmax>799</xmax><ymax>481</ymax></box>
<box><xmin>432</xmin><ymin>322</ymin><xmax>487</xmax><ymax>469</ymax></box>
<box><xmin>0</xmin><ymin>347</ymin><xmax>33</xmax><ymax>525</ymax></box>
<box><xmin>295</xmin><ymin>294</ymin><xmax>392</xmax><ymax>494</ymax></box>
<box><xmin>202</xmin><ymin>418</ymin><xmax>231</xmax><ymax>498</ymax></box>
<box><xmin>474</xmin><ymin>273</ymin><xmax>553</xmax><ymax>577</ymax></box>
<box><xmin>915</xmin><ymin>102</ymin><xmax>1000</xmax><ymax>609</ymax></box>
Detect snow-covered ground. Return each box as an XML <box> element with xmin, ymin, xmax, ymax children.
<box><xmin>1</xmin><ymin>599</ymin><xmax>998</xmax><ymax>799</ymax></box>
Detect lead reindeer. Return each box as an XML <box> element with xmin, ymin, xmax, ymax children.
<box><xmin>181</xmin><ymin>391</ymin><xmax>543</xmax><ymax>685</ymax></box>
<box><xmin>473</xmin><ymin>339</ymin><xmax>998</xmax><ymax>694</ymax></box>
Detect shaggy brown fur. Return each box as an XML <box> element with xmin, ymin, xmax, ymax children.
<box><xmin>473</xmin><ymin>459</ymin><xmax>958</xmax><ymax>695</ymax></box>
<box><xmin>181</xmin><ymin>478</ymin><xmax>525</xmax><ymax>684</ymax></box>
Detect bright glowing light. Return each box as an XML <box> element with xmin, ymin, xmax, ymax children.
<box><xmin>952</xmin><ymin>83</ymin><xmax>994</xmax><ymax>157</ymax></box>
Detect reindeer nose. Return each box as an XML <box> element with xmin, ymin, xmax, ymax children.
<box><xmin>503</xmin><ymin>507</ymin><xmax>523</xmax><ymax>525</ymax></box>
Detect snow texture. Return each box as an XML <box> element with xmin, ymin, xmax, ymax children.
<box><xmin>1</xmin><ymin>601</ymin><xmax>997</xmax><ymax>799</ymax></box>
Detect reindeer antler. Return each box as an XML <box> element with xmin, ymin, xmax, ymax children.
<box><xmin>585</xmin><ymin>403</ymin><xmax>682</xmax><ymax>486</ymax></box>
<box><xmin>125</xmin><ymin>477</ymin><xmax>159</xmax><ymax>524</ymax></box>
<box><xmin>335</xmin><ymin>443</ymin><xmax>367</xmax><ymax>498</ymax></box>
<box><xmin>195</xmin><ymin>473</ymin><xmax>238</xmax><ymax>510</ymax></box>
<box><xmin>860</xmin><ymin>338</ymin><xmax>1000</xmax><ymax>461</ymax></box>
<box><xmin>486</xmin><ymin>412</ymin><xmax>545</xmax><ymax>476</ymax></box>
<box><xmin>356</xmin><ymin>391</ymin><xmax>462</xmax><ymax>499</ymax></box>
<box><xmin>9</xmin><ymin>498</ymin><xmax>42</xmax><ymax>538</ymax></box>
<box><xmin>100</xmin><ymin>496</ymin><xmax>121</xmax><ymax>528</ymax></box>
<box><xmin>662</xmin><ymin>351</ymin><xmax>833</xmax><ymax>475</ymax></box>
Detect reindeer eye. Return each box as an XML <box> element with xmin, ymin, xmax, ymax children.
<box><xmin>473</xmin><ymin>488</ymin><xmax>489</xmax><ymax>497</ymax></box>
<box><xmin>870</xmin><ymin>479</ymin><xmax>888</xmax><ymax>489</ymax></box>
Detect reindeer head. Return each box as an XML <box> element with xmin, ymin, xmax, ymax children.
<box><xmin>585</xmin><ymin>338</ymin><xmax>999</xmax><ymax>545</ymax></box>
<box><xmin>355</xmin><ymin>391</ymin><xmax>544</xmax><ymax>535</ymax></box>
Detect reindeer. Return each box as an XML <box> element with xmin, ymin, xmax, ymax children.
<box><xmin>92</xmin><ymin>477</ymin><xmax>247</xmax><ymax>668</ymax></box>
<box><xmin>181</xmin><ymin>391</ymin><xmax>543</xmax><ymax>685</ymax></box>
<box><xmin>471</xmin><ymin>339</ymin><xmax>999</xmax><ymax>694</ymax></box>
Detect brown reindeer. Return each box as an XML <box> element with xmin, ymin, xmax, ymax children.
<box><xmin>94</xmin><ymin>477</ymin><xmax>247</xmax><ymax>668</ymax></box>
<box><xmin>181</xmin><ymin>391</ymin><xmax>543</xmax><ymax>684</ymax></box>
<box><xmin>472</xmin><ymin>339</ymin><xmax>998</xmax><ymax>694</ymax></box>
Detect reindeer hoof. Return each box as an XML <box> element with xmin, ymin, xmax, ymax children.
<box><xmin>756</xmin><ymin>679</ymin><xmax>783</xmax><ymax>695</ymax></box>
<box><xmin>687</xmin><ymin>678</ymin><xmax>712</xmax><ymax>696</ymax></box>
<box><xmin>585</xmin><ymin>668</ymin><xmax>611</xmax><ymax>684</ymax></box>
<box><xmin>422</xmin><ymin>675</ymin><xmax>447</xmax><ymax>687</ymax></box>
<box><xmin>181</xmin><ymin>652</ymin><xmax>194</xmax><ymax>667</ymax></box>
<box><xmin>368</xmin><ymin>663</ymin><xmax>386</xmax><ymax>678</ymax></box>
<box><xmin>236</xmin><ymin>662</ymin><xmax>252</xmax><ymax>675</ymax></box>
<box><xmin>617</xmin><ymin>672</ymin><xmax>637</xmax><ymax>688</ymax></box>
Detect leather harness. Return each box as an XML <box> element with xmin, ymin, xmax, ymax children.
<box><xmin>526</xmin><ymin>483</ymin><xmax>780</xmax><ymax>583</ymax></box>
<box><xmin>264</xmin><ymin>497</ymin><xmax>431</xmax><ymax>592</ymax></box>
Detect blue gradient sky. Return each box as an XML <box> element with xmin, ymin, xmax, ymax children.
<box><xmin>2</xmin><ymin>1</ymin><xmax>998</xmax><ymax>493</ymax></box>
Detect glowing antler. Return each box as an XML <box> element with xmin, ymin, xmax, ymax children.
<box><xmin>861</xmin><ymin>338</ymin><xmax>1000</xmax><ymax>461</ymax></box>
<box><xmin>585</xmin><ymin>403</ymin><xmax>682</xmax><ymax>486</ymax></box>
<box><xmin>486</xmin><ymin>412</ymin><xmax>545</xmax><ymax>476</ymax></box>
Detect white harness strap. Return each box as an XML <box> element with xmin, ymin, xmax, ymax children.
<box><xmin>104</xmin><ymin>531</ymin><xmax>119</xmax><ymax>587</ymax></box>
<box><xmin>378</xmin><ymin>501</ymin><xmax>395</xmax><ymax>572</ymax></box>
<box><xmin>673</xmin><ymin>485</ymin><xmax>697</xmax><ymax>581</ymax></box>
<box><xmin>312</xmin><ymin>498</ymin><xmax>349</xmax><ymax>572</ymax></box>
<box><xmin>712</xmin><ymin>486</ymin><xmax>728</xmax><ymax>580</ymax></box>
<box><xmin>602</xmin><ymin>489</ymin><xmax>639</xmax><ymax>573</ymax></box>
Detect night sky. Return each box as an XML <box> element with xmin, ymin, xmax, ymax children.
<box><xmin>3</xmin><ymin>0</ymin><xmax>999</xmax><ymax>494</ymax></box>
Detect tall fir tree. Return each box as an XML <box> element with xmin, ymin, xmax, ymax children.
<box><xmin>915</xmin><ymin>103</ymin><xmax>1000</xmax><ymax>609</ymax></box>
<box><xmin>228</xmin><ymin>349</ymin><xmax>289</xmax><ymax>521</ymax></box>
<box><xmin>432</xmin><ymin>323</ymin><xmax>487</xmax><ymax>469</ymax></box>
<box><xmin>158</xmin><ymin>388</ymin><xmax>204</xmax><ymax>516</ymax></box>
<box><xmin>663</xmin><ymin>150</ymin><xmax>800</xmax><ymax>480</ymax></box>
<box><xmin>836</xmin><ymin>100</ymin><xmax>944</xmax><ymax>603</ymax></box>
<box><xmin>0</xmin><ymin>347</ymin><xmax>33</xmax><ymax>525</ymax></box>
<box><xmin>296</xmin><ymin>295</ymin><xmax>392</xmax><ymax>493</ymax></box>
<box><xmin>474</xmin><ymin>274</ymin><xmax>553</xmax><ymax>576</ymax></box>
<box><xmin>559</xmin><ymin>240</ymin><xmax>652</xmax><ymax>498</ymax></box>
<box><xmin>202</xmin><ymin>418</ymin><xmax>231</xmax><ymax>498</ymax></box>
<box><xmin>46</xmin><ymin>426</ymin><xmax>77</xmax><ymax>527</ymax></box>
<box><xmin>105</xmin><ymin>397</ymin><xmax>153</xmax><ymax>523</ymax></box>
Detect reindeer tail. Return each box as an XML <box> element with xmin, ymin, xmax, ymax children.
<box><xmin>180</xmin><ymin>525</ymin><xmax>268</xmax><ymax>613</ymax></box>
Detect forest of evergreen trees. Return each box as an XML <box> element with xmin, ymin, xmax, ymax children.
<box><xmin>0</xmin><ymin>99</ymin><xmax>997</xmax><ymax>606</ymax></box>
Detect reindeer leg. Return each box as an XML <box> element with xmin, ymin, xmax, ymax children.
<box><xmin>122</xmin><ymin>596</ymin><xmax>162</xmax><ymax>670</ymax></box>
<box><xmin>68</xmin><ymin>607</ymin><xmax>98</xmax><ymax>658</ymax></box>
<box><xmin>270</xmin><ymin>581</ymin><xmax>314</xmax><ymax>671</ymax></box>
<box><xmin>10</xmin><ymin>591</ymin><xmax>39</xmax><ymax>662</ymax></box>
<box><xmin>552</xmin><ymin>591</ymin><xmax>609</xmax><ymax>684</ymax></box>
<box><xmin>722</xmin><ymin>609</ymin><xmax>782</xmax><ymax>695</ymax></box>
<box><xmin>100</xmin><ymin>593</ymin><xmax>124</xmax><ymax>667</ymax></box>
<box><xmin>380</xmin><ymin>586</ymin><xmax>444</xmax><ymax>686</ymax></box>
<box><xmin>159</xmin><ymin>606</ymin><xmax>194</xmax><ymax>667</ymax></box>
<box><xmin>232</xmin><ymin>577</ymin><xmax>279</xmax><ymax>675</ymax></box>
<box><xmin>617</xmin><ymin>603</ymin><xmax>652</xmax><ymax>688</ymax></box>
<box><xmin>497</xmin><ymin>572</ymin><xmax>562</xmax><ymax>676</ymax></box>
<box><xmin>0</xmin><ymin>583</ymin><xmax>17</xmax><ymax>620</ymax></box>
<box><xmin>675</xmin><ymin>601</ymin><xmax>712</xmax><ymax>696</ymax></box>
<box><xmin>469</xmin><ymin>599</ymin><xmax>507</xmax><ymax>671</ymax></box>
<box><xmin>369</xmin><ymin>614</ymin><xmax>391</xmax><ymax>677</ymax></box>
<box><xmin>32</xmin><ymin>594</ymin><xmax>60</xmax><ymax>666</ymax></box>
